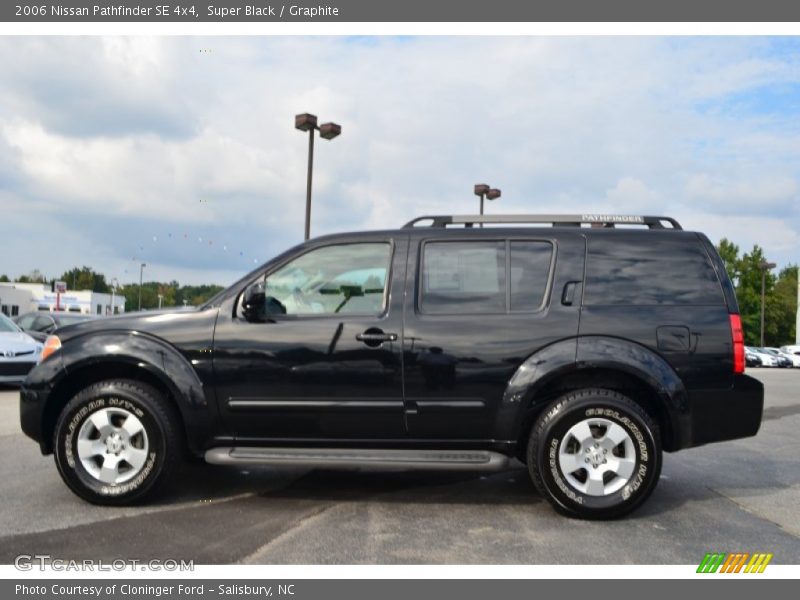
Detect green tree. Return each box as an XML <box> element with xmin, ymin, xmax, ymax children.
<box><xmin>736</xmin><ymin>245</ymin><xmax>774</xmax><ymax>346</ymax></box>
<box><xmin>60</xmin><ymin>267</ymin><xmax>111</xmax><ymax>293</ymax></box>
<box><xmin>715</xmin><ymin>242</ymin><xmax>794</xmax><ymax>347</ymax></box>
<box><xmin>716</xmin><ymin>238</ymin><xmax>740</xmax><ymax>286</ymax></box>
<box><xmin>17</xmin><ymin>269</ymin><xmax>47</xmax><ymax>283</ymax></box>
<box><xmin>0</xmin><ymin>274</ymin><xmax>8</xmax><ymax>282</ymax></box>
<box><xmin>773</xmin><ymin>265</ymin><xmax>798</xmax><ymax>345</ymax></box>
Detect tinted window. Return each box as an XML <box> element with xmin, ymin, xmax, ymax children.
<box><xmin>17</xmin><ymin>314</ymin><xmax>36</xmax><ymax>329</ymax></box>
<box><xmin>422</xmin><ymin>242</ymin><xmax>506</xmax><ymax>314</ymax></box>
<box><xmin>510</xmin><ymin>242</ymin><xmax>553</xmax><ymax>311</ymax></box>
<box><xmin>585</xmin><ymin>235</ymin><xmax>723</xmax><ymax>305</ymax></box>
<box><xmin>263</xmin><ymin>243</ymin><xmax>391</xmax><ymax>316</ymax></box>
<box><xmin>33</xmin><ymin>315</ymin><xmax>55</xmax><ymax>332</ymax></box>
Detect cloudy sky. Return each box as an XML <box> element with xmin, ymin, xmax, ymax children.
<box><xmin>1</xmin><ymin>36</ymin><xmax>798</xmax><ymax>286</ymax></box>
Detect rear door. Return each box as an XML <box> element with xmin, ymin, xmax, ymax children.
<box><xmin>402</xmin><ymin>231</ymin><xmax>586</xmax><ymax>440</ymax></box>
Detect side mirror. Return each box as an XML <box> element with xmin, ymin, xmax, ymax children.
<box><xmin>241</xmin><ymin>282</ymin><xmax>287</xmax><ymax>322</ymax></box>
<box><xmin>241</xmin><ymin>282</ymin><xmax>267</xmax><ymax>322</ymax></box>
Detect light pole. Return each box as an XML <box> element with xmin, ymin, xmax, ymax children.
<box><xmin>110</xmin><ymin>277</ymin><xmax>119</xmax><ymax>316</ymax></box>
<box><xmin>295</xmin><ymin>113</ymin><xmax>341</xmax><ymax>241</ymax></box>
<box><xmin>138</xmin><ymin>263</ymin><xmax>146</xmax><ymax>312</ymax></box>
<box><xmin>758</xmin><ymin>260</ymin><xmax>776</xmax><ymax>347</ymax></box>
<box><xmin>796</xmin><ymin>268</ymin><xmax>800</xmax><ymax>345</ymax></box>
<box><xmin>473</xmin><ymin>183</ymin><xmax>501</xmax><ymax>227</ymax></box>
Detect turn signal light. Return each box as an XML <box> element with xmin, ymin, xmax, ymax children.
<box><xmin>41</xmin><ymin>335</ymin><xmax>62</xmax><ymax>362</ymax></box>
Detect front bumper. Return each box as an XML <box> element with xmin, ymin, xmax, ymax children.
<box><xmin>688</xmin><ymin>373</ymin><xmax>764</xmax><ymax>448</ymax></box>
<box><xmin>19</xmin><ymin>355</ymin><xmax>65</xmax><ymax>454</ymax></box>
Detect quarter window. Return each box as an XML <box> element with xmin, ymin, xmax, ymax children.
<box><xmin>510</xmin><ymin>242</ymin><xmax>553</xmax><ymax>311</ymax></box>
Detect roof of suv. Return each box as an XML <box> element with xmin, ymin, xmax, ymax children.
<box><xmin>402</xmin><ymin>214</ymin><xmax>683</xmax><ymax>230</ymax></box>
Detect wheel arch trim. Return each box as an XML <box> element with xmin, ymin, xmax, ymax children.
<box><xmin>36</xmin><ymin>331</ymin><xmax>212</xmax><ymax>455</ymax></box>
<box><xmin>497</xmin><ymin>336</ymin><xmax>689</xmax><ymax>451</ymax></box>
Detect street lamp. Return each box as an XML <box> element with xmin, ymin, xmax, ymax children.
<box><xmin>474</xmin><ymin>183</ymin><xmax>501</xmax><ymax>227</ymax></box>
<box><xmin>138</xmin><ymin>263</ymin><xmax>146</xmax><ymax>312</ymax></box>
<box><xmin>295</xmin><ymin>113</ymin><xmax>342</xmax><ymax>241</ymax></box>
<box><xmin>758</xmin><ymin>260</ymin><xmax>776</xmax><ymax>347</ymax></box>
<box><xmin>110</xmin><ymin>277</ymin><xmax>119</xmax><ymax>316</ymax></box>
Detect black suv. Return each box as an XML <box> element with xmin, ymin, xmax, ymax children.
<box><xmin>20</xmin><ymin>214</ymin><xmax>763</xmax><ymax>518</ymax></box>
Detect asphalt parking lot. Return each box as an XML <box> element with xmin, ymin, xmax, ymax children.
<box><xmin>0</xmin><ymin>369</ymin><xmax>798</xmax><ymax>565</ymax></box>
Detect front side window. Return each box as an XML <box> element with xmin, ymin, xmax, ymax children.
<box><xmin>258</xmin><ymin>243</ymin><xmax>392</xmax><ymax>317</ymax></box>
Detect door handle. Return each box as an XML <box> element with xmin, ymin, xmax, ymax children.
<box><xmin>356</xmin><ymin>329</ymin><xmax>398</xmax><ymax>347</ymax></box>
<box><xmin>561</xmin><ymin>281</ymin><xmax>580</xmax><ymax>306</ymax></box>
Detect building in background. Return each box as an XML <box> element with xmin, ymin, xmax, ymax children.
<box><xmin>0</xmin><ymin>285</ymin><xmax>32</xmax><ymax>318</ymax></box>
<box><xmin>0</xmin><ymin>283</ymin><xmax>126</xmax><ymax>316</ymax></box>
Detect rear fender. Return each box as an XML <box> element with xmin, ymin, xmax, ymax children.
<box><xmin>497</xmin><ymin>336</ymin><xmax>689</xmax><ymax>450</ymax></box>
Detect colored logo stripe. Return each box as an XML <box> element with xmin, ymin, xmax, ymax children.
<box><xmin>697</xmin><ymin>553</ymin><xmax>726</xmax><ymax>573</ymax></box>
<box><xmin>697</xmin><ymin>552</ymin><xmax>772</xmax><ymax>573</ymax></box>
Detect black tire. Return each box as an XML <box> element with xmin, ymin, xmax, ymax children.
<box><xmin>53</xmin><ymin>379</ymin><xmax>180</xmax><ymax>506</ymax></box>
<box><xmin>527</xmin><ymin>388</ymin><xmax>662</xmax><ymax>519</ymax></box>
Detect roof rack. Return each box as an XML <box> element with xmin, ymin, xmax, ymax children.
<box><xmin>402</xmin><ymin>214</ymin><xmax>683</xmax><ymax>230</ymax></box>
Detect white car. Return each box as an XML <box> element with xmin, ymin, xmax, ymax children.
<box><xmin>780</xmin><ymin>345</ymin><xmax>800</xmax><ymax>359</ymax></box>
<box><xmin>0</xmin><ymin>313</ymin><xmax>43</xmax><ymax>384</ymax></box>
<box><xmin>767</xmin><ymin>346</ymin><xmax>800</xmax><ymax>368</ymax></box>
<box><xmin>745</xmin><ymin>347</ymin><xmax>778</xmax><ymax>367</ymax></box>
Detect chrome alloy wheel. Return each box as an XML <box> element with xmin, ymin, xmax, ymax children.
<box><xmin>76</xmin><ymin>407</ymin><xmax>150</xmax><ymax>485</ymax></box>
<box><xmin>558</xmin><ymin>417</ymin><xmax>636</xmax><ymax>497</ymax></box>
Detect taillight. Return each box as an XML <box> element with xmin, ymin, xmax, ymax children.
<box><xmin>729</xmin><ymin>314</ymin><xmax>745</xmax><ymax>374</ymax></box>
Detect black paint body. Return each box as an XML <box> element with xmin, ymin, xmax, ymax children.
<box><xmin>20</xmin><ymin>226</ymin><xmax>764</xmax><ymax>458</ymax></box>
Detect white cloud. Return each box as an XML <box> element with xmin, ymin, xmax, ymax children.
<box><xmin>0</xmin><ymin>36</ymin><xmax>798</xmax><ymax>285</ymax></box>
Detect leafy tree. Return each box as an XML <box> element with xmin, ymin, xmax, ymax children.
<box><xmin>773</xmin><ymin>265</ymin><xmax>798</xmax><ymax>345</ymax></box>
<box><xmin>715</xmin><ymin>242</ymin><xmax>795</xmax><ymax>346</ymax></box>
<box><xmin>59</xmin><ymin>266</ymin><xmax>111</xmax><ymax>293</ymax></box>
<box><xmin>17</xmin><ymin>269</ymin><xmax>47</xmax><ymax>283</ymax></box>
<box><xmin>716</xmin><ymin>238</ymin><xmax>740</xmax><ymax>286</ymax></box>
<box><xmin>0</xmin><ymin>274</ymin><xmax>8</xmax><ymax>282</ymax></box>
<box><xmin>118</xmin><ymin>281</ymin><xmax>224</xmax><ymax>311</ymax></box>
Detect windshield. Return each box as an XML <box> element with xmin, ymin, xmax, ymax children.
<box><xmin>0</xmin><ymin>314</ymin><xmax>21</xmax><ymax>333</ymax></box>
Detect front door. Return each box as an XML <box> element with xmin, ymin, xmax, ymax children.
<box><xmin>213</xmin><ymin>236</ymin><xmax>408</xmax><ymax>442</ymax></box>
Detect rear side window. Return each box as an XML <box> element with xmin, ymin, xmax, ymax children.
<box><xmin>585</xmin><ymin>235</ymin><xmax>723</xmax><ymax>305</ymax></box>
<box><xmin>421</xmin><ymin>240</ymin><xmax>553</xmax><ymax>314</ymax></box>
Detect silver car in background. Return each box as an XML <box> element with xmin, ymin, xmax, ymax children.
<box><xmin>0</xmin><ymin>313</ymin><xmax>43</xmax><ymax>384</ymax></box>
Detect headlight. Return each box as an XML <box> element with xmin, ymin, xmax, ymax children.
<box><xmin>41</xmin><ymin>335</ymin><xmax>61</xmax><ymax>362</ymax></box>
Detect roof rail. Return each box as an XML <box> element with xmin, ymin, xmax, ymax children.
<box><xmin>402</xmin><ymin>214</ymin><xmax>683</xmax><ymax>230</ymax></box>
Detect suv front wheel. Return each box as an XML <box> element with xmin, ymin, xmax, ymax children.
<box><xmin>527</xmin><ymin>388</ymin><xmax>662</xmax><ymax>519</ymax></box>
<box><xmin>53</xmin><ymin>379</ymin><xmax>180</xmax><ymax>505</ymax></box>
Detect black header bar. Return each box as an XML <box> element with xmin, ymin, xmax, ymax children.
<box><xmin>3</xmin><ymin>0</ymin><xmax>800</xmax><ymax>23</ymax></box>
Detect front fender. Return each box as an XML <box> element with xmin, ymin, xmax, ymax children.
<box><xmin>23</xmin><ymin>331</ymin><xmax>214</xmax><ymax>455</ymax></box>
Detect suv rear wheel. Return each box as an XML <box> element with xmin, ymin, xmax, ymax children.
<box><xmin>53</xmin><ymin>379</ymin><xmax>180</xmax><ymax>505</ymax></box>
<box><xmin>527</xmin><ymin>388</ymin><xmax>662</xmax><ymax>519</ymax></box>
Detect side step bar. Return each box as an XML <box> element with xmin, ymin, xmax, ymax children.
<box><xmin>205</xmin><ymin>447</ymin><xmax>510</xmax><ymax>471</ymax></box>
